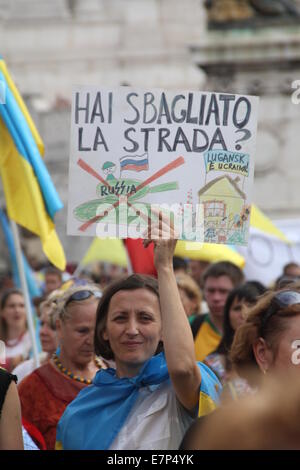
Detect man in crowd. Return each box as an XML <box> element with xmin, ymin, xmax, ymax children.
<box><xmin>283</xmin><ymin>262</ymin><xmax>300</xmax><ymax>278</ymax></box>
<box><xmin>191</xmin><ymin>261</ymin><xmax>244</xmax><ymax>361</ymax></box>
<box><xmin>189</xmin><ymin>260</ymin><xmax>211</xmax><ymax>289</ymax></box>
<box><xmin>44</xmin><ymin>266</ymin><xmax>63</xmax><ymax>296</ymax></box>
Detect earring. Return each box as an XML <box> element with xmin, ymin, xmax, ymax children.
<box><xmin>263</xmin><ymin>369</ymin><xmax>267</xmax><ymax>375</ymax></box>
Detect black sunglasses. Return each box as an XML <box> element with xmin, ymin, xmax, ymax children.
<box><xmin>260</xmin><ymin>290</ymin><xmax>300</xmax><ymax>336</ymax></box>
<box><xmin>65</xmin><ymin>289</ymin><xmax>102</xmax><ymax>307</ymax></box>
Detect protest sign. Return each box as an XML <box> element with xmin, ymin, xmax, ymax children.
<box><xmin>67</xmin><ymin>86</ymin><xmax>259</xmax><ymax>244</ymax></box>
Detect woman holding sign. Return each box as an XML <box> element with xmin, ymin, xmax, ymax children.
<box><xmin>56</xmin><ymin>217</ymin><xmax>221</xmax><ymax>450</ymax></box>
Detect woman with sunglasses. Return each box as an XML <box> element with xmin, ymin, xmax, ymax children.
<box><xmin>230</xmin><ymin>287</ymin><xmax>300</xmax><ymax>383</ymax></box>
<box><xmin>56</xmin><ymin>221</ymin><xmax>221</xmax><ymax>450</ymax></box>
<box><xmin>204</xmin><ymin>281</ymin><xmax>266</xmax><ymax>399</ymax></box>
<box><xmin>18</xmin><ymin>285</ymin><xmax>106</xmax><ymax>449</ymax></box>
<box><xmin>180</xmin><ymin>286</ymin><xmax>300</xmax><ymax>450</ymax></box>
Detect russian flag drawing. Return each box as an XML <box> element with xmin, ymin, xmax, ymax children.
<box><xmin>119</xmin><ymin>153</ymin><xmax>149</xmax><ymax>173</ymax></box>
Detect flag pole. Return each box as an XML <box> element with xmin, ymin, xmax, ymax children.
<box><xmin>10</xmin><ymin>220</ymin><xmax>40</xmax><ymax>368</ymax></box>
<box><xmin>73</xmin><ymin>262</ymin><xmax>83</xmax><ymax>279</ymax></box>
<box><xmin>124</xmin><ymin>241</ymin><xmax>133</xmax><ymax>275</ymax></box>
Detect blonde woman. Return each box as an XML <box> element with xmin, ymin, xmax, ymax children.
<box><xmin>176</xmin><ymin>273</ymin><xmax>202</xmax><ymax>324</ymax></box>
<box><xmin>18</xmin><ymin>285</ymin><xmax>105</xmax><ymax>449</ymax></box>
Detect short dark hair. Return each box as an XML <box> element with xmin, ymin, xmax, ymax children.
<box><xmin>215</xmin><ymin>281</ymin><xmax>267</xmax><ymax>366</ymax></box>
<box><xmin>0</xmin><ymin>289</ymin><xmax>24</xmax><ymax>340</ymax></box>
<box><xmin>283</xmin><ymin>262</ymin><xmax>300</xmax><ymax>274</ymax></box>
<box><xmin>44</xmin><ymin>266</ymin><xmax>62</xmax><ymax>280</ymax></box>
<box><xmin>0</xmin><ymin>288</ymin><xmax>23</xmax><ymax>310</ymax></box>
<box><xmin>202</xmin><ymin>261</ymin><xmax>244</xmax><ymax>288</ymax></box>
<box><xmin>283</xmin><ymin>261</ymin><xmax>300</xmax><ymax>272</ymax></box>
<box><xmin>94</xmin><ymin>274</ymin><xmax>161</xmax><ymax>360</ymax></box>
<box><xmin>173</xmin><ymin>257</ymin><xmax>188</xmax><ymax>272</ymax></box>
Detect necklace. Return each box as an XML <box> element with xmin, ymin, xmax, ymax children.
<box><xmin>53</xmin><ymin>353</ymin><xmax>102</xmax><ymax>385</ymax></box>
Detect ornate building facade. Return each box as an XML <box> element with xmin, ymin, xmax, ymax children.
<box><xmin>0</xmin><ymin>0</ymin><xmax>299</xmax><ymax>263</ymax></box>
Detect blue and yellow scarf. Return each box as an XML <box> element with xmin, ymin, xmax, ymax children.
<box><xmin>56</xmin><ymin>353</ymin><xmax>220</xmax><ymax>450</ymax></box>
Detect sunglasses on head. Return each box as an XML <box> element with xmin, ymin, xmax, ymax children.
<box><xmin>260</xmin><ymin>290</ymin><xmax>300</xmax><ymax>336</ymax></box>
<box><xmin>277</xmin><ymin>276</ymin><xmax>300</xmax><ymax>289</ymax></box>
<box><xmin>65</xmin><ymin>289</ymin><xmax>102</xmax><ymax>307</ymax></box>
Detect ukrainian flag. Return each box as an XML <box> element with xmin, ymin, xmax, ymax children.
<box><xmin>0</xmin><ymin>57</ymin><xmax>66</xmax><ymax>270</ymax></box>
<box><xmin>0</xmin><ymin>208</ymin><xmax>41</xmax><ymax>298</ymax></box>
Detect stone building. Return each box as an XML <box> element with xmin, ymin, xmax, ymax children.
<box><xmin>0</xmin><ymin>0</ymin><xmax>299</xmax><ymax>265</ymax></box>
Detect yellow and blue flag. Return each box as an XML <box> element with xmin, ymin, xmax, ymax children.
<box><xmin>0</xmin><ymin>208</ymin><xmax>41</xmax><ymax>298</ymax></box>
<box><xmin>0</xmin><ymin>57</ymin><xmax>66</xmax><ymax>270</ymax></box>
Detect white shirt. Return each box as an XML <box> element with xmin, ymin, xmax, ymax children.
<box><xmin>109</xmin><ymin>380</ymin><xmax>196</xmax><ymax>450</ymax></box>
<box><xmin>22</xmin><ymin>427</ymin><xmax>39</xmax><ymax>450</ymax></box>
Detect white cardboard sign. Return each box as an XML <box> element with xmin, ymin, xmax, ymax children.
<box><xmin>67</xmin><ymin>86</ymin><xmax>259</xmax><ymax>244</ymax></box>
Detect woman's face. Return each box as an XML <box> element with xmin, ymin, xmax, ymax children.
<box><xmin>254</xmin><ymin>314</ymin><xmax>300</xmax><ymax>374</ymax></box>
<box><xmin>57</xmin><ymin>300</ymin><xmax>98</xmax><ymax>367</ymax></box>
<box><xmin>103</xmin><ymin>288</ymin><xmax>162</xmax><ymax>377</ymax></box>
<box><xmin>39</xmin><ymin>308</ymin><xmax>57</xmax><ymax>354</ymax></box>
<box><xmin>229</xmin><ymin>296</ymin><xmax>246</xmax><ymax>332</ymax></box>
<box><xmin>178</xmin><ymin>287</ymin><xmax>197</xmax><ymax>317</ymax></box>
<box><xmin>1</xmin><ymin>293</ymin><xmax>26</xmax><ymax>331</ymax></box>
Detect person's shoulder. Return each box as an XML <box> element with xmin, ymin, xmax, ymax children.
<box><xmin>0</xmin><ymin>367</ymin><xmax>9</xmax><ymax>380</ymax></box>
<box><xmin>1</xmin><ymin>377</ymin><xmax>19</xmax><ymax>409</ymax></box>
<box><xmin>18</xmin><ymin>363</ymin><xmax>48</xmax><ymax>390</ymax></box>
<box><xmin>0</xmin><ymin>367</ymin><xmax>17</xmax><ymax>385</ymax></box>
<box><xmin>57</xmin><ymin>381</ymin><xmax>98</xmax><ymax>426</ymax></box>
<box><xmin>191</xmin><ymin>314</ymin><xmax>208</xmax><ymax>338</ymax></box>
<box><xmin>204</xmin><ymin>352</ymin><xmax>224</xmax><ymax>365</ymax></box>
<box><xmin>198</xmin><ymin>361</ymin><xmax>222</xmax><ymax>395</ymax></box>
<box><xmin>0</xmin><ymin>368</ymin><xmax>17</xmax><ymax>407</ymax></box>
<box><xmin>13</xmin><ymin>358</ymin><xmax>35</xmax><ymax>376</ymax></box>
<box><xmin>203</xmin><ymin>353</ymin><xmax>226</xmax><ymax>382</ymax></box>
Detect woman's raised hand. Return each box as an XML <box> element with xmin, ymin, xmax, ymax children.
<box><xmin>143</xmin><ymin>208</ymin><xmax>178</xmax><ymax>271</ymax></box>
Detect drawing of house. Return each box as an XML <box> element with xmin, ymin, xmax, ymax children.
<box><xmin>198</xmin><ymin>175</ymin><xmax>246</xmax><ymax>243</ymax></box>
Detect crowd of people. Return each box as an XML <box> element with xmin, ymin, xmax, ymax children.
<box><xmin>1</xmin><ymin>228</ymin><xmax>300</xmax><ymax>450</ymax></box>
